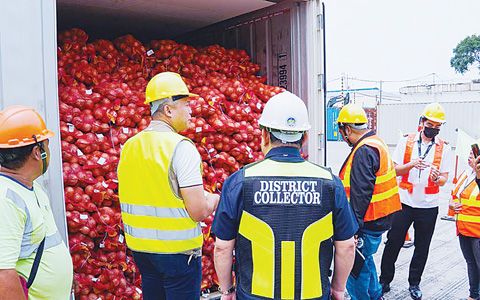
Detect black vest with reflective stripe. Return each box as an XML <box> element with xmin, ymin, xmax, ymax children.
<box><xmin>236</xmin><ymin>158</ymin><xmax>336</xmax><ymax>300</ymax></box>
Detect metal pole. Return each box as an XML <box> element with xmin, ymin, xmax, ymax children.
<box><xmin>379</xmin><ymin>80</ymin><xmax>383</xmax><ymax>104</ymax></box>
<box><xmin>322</xmin><ymin>2</ymin><xmax>327</xmax><ymax>166</ymax></box>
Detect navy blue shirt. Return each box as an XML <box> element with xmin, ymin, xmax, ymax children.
<box><xmin>212</xmin><ymin>146</ymin><xmax>358</xmax><ymax>241</ymax></box>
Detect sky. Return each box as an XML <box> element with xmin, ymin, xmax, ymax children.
<box><xmin>323</xmin><ymin>0</ymin><xmax>480</xmax><ymax>95</ymax></box>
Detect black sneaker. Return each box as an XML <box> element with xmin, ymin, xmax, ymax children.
<box><xmin>381</xmin><ymin>282</ymin><xmax>390</xmax><ymax>294</ymax></box>
<box><xmin>408</xmin><ymin>285</ymin><xmax>422</xmax><ymax>300</ymax></box>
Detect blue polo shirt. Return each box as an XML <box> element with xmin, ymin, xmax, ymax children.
<box><xmin>212</xmin><ymin>146</ymin><xmax>358</xmax><ymax>241</ymax></box>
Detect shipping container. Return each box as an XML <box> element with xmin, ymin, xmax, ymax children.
<box><xmin>0</xmin><ymin>0</ymin><xmax>325</xmax><ymax>247</ymax></box>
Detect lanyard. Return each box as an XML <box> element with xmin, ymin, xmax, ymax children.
<box><xmin>417</xmin><ymin>137</ymin><xmax>434</xmax><ymax>178</ymax></box>
<box><xmin>417</xmin><ymin>138</ymin><xmax>434</xmax><ymax>160</ymax></box>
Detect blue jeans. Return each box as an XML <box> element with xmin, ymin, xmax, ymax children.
<box><xmin>132</xmin><ymin>251</ymin><xmax>201</xmax><ymax>300</ymax></box>
<box><xmin>347</xmin><ymin>231</ymin><xmax>384</xmax><ymax>300</ymax></box>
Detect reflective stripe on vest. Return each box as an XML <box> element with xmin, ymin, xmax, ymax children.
<box><xmin>455</xmin><ymin>177</ymin><xmax>480</xmax><ymax>238</ymax></box>
<box><xmin>399</xmin><ymin>133</ymin><xmax>444</xmax><ymax>194</ymax></box>
<box><xmin>239</xmin><ymin>159</ymin><xmax>335</xmax><ymax>299</ymax></box>
<box><xmin>118</xmin><ymin>131</ymin><xmax>202</xmax><ymax>253</ymax></box>
<box><xmin>449</xmin><ymin>171</ymin><xmax>469</xmax><ymax>216</ymax></box>
<box><xmin>6</xmin><ymin>189</ymin><xmax>63</xmax><ymax>259</ymax></box>
<box><xmin>339</xmin><ymin>135</ymin><xmax>401</xmax><ymax>221</ymax></box>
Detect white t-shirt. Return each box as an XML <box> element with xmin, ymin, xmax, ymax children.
<box><xmin>392</xmin><ymin>133</ymin><xmax>453</xmax><ymax>208</ymax></box>
<box><xmin>146</xmin><ymin>121</ymin><xmax>203</xmax><ymax>198</ymax></box>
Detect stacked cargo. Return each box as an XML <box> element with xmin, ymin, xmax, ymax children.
<box><xmin>57</xmin><ymin>28</ymin><xmax>283</xmax><ymax>299</ymax></box>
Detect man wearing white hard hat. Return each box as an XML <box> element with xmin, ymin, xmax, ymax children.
<box><xmin>212</xmin><ymin>91</ymin><xmax>357</xmax><ymax>300</ymax></box>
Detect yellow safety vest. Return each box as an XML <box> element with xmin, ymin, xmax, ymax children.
<box><xmin>118</xmin><ymin>130</ymin><xmax>203</xmax><ymax>253</ymax></box>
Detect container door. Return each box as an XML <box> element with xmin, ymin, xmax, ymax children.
<box><xmin>0</xmin><ymin>0</ymin><xmax>68</xmax><ymax>242</ymax></box>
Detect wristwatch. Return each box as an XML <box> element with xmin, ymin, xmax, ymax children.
<box><xmin>218</xmin><ymin>285</ymin><xmax>235</xmax><ymax>295</ymax></box>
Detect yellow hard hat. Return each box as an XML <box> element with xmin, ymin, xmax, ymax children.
<box><xmin>421</xmin><ymin>102</ymin><xmax>446</xmax><ymax>123</ymax></box>
<box><xmin>336</xmin><ymin>103</ymin><xmax>368</xmax><ymax>124</ymax></box>
<box><xmin>145</xmin><ymin>72</ymin><xmax>198</xmax><ymax>104</ymax></box>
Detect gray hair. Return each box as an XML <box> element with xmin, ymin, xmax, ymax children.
<box><xmin>150</xmin><ymin>98</ymin><xmax>176</xmax><ymax>116</ymax></box>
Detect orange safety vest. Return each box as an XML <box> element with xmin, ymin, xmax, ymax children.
<box><xmin>451</xmin><ymin>171</ymin><xmax>480</xmax><ymax>237</ymax></box>
<box><xmin>398</xmin><ymin>133</ymin><xmax>444</xmax><ymax>195</ymax></box>
<box><xmin>339</xmin><ymin>135</ymin><xmax>401</xmax><ymax>222</ymax></box>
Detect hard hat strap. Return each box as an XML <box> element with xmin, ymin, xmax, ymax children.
<box><xmin>32</xmin><ymin>136</ymin><xmax>47</xmax><ymax>175</ymax></box>
<box><xmin>338</xmin><ymin>123</ymin><xmax>368</xmax><ymax>130</ymax></box>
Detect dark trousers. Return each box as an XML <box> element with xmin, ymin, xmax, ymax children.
<box><xmin>132</xmin><ymin>251</ymin><xmax>201</xmax><ymax>300</ymax></box>
<box><xmin>459</xmin><ymin>235</ymin><xmax>480</xmax><ymax>299</ymax></box>
<box><xmin>380</xmin><ymin>204</ymin><xmax>438</xmax><ymax>286</ymax></box>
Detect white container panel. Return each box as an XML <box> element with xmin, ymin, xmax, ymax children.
<box><xmin>378</xmin><ymin>101</ymin><xmax>480</xmax><ymax>148</ymax></box>
<box><xmin>0</xmin><ymin>0</ymin><xmax>68</xmax><ymax>242</ymax></box>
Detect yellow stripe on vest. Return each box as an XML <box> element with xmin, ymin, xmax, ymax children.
<box><xmin>245</xmin><ymin>160</ymin><xmax>332</xmax><ymax>180</ymax></box>
<box><xmin>457</xmin><ymin>214</ymin><xmax>480</xmax><ymax>223</ymax></box>
<box><xmin>281</xmin><ymin>241</ymin><xmax>295</xmax><ymax>299</ymax></box>
<box><xmin>371</xmin><ymin>186</ymin><xmax>400</xmax><ymax>203</ymax></box>
<box><xmin>121</xmin><ymin>212</ymin><xmax>197</xmax><ymax>231</ymax></box>
<box><xmin>461</xmin><ymin>197</ymin><xmax>480</xmax><ymax>208</ymax></box>
<box><xmin>376</xmin><ymin>169</ymin><xmax>397</xmax><ymax>184</ymax></box>
<box><xmin>238</xmin><ymin>211</ymin><xmax>275</xmax><ymax>298</ymax></box>
<box><xmin>301</xmin><ymin>212</ymin><xmax>333</xmax><ymax>299</ymax></box>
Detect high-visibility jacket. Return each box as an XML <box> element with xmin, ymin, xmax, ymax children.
<box><xmin>237</xmin><ymin>158</ymin><xmax>336</xmax><ymax>299</ymax></box>
<box><xmin>118</xmin><ymin>130</ymin><xmax>203</xmax><ymax>254</ymax></box>
<box><xmin>451</xmin><ymin>171</ymin><xmax>480</xmax><ymax>238</ymax></box>
<box><xmin>399</xmin><ymin>133</ymin><xmax>444</xmax><ymax>195</ymax></box>
<box><xmin>0</xmin><ymin>175</ymin><xmax>73</xmax><ymax>300</ymax></box>
<box><xmin>339</xmin><ymin>135</ymin><xmax>401</xmax><ymax>222</ymax></box>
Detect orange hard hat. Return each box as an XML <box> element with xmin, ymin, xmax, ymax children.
<box><xmin>0</xmin><ymin>105</ymin><xmax>54</xmax><ymax>148</ymax></box>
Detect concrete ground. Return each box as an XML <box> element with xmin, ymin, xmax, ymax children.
<box><xmin>375</xmin><ymin>197</ymin><xmax>468</xmax><ymax>300</ymax></box>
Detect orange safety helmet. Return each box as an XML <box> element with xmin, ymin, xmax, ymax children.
<box><xmin>0</xmin><ymin>105</ymin><xmax>54</xmax><ymax>149</ymax></box>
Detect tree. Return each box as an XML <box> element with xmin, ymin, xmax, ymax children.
<box><xmin>450</xmin><ymin>35</ymin><xmax>480</xmax><ymax>74</ymax></box>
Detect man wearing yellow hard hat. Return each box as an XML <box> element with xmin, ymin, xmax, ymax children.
<box><xmin>380</xmin><ymin>102</ymin><xmax>452</xmax><ymax>300</ymax></box>
<box><xmin>337</xmin><ymin>103</ymin><xmax>401</xmax><ymax>300</ymax></box>
<box><xmin>117</xmin><ymin>72</ymin><xmax>219</xmax><ymax>299</ymax></box>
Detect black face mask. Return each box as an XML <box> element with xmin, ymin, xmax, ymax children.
<box><xmin>423</xmin><ymin>127</ymin><xmax>440</xmax><ymax>139</ymax></box>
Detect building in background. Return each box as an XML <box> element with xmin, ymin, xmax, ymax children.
<box><xmin>400</xmin><ymin>80</ymin><xmax>480</xmax><ymax>103</ymax></box>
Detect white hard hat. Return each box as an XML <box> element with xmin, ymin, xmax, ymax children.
<box><xmin>258</xmin><ymin>91</ymin><xmax>311</xmax><ymax>142</ymax></box>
